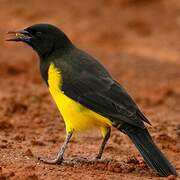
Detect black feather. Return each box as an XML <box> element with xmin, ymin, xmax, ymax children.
<box><xmin>120</xmin><ymin>123</ymin><xmax>177</xmax><ymax>176</ymax></box>
<box><xmin>57</xmin><ymin>48</ymin><xmax>148</xmax><ymax>129</ymax></box>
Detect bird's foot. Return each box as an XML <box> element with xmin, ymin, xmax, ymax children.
<box><xmin>38</xmin><ymin>156</ymin><xmax>64</xmax><ymax>165</ymax></box>
<box><xmin>65</xmin><ymin>156</ymin><xmax>109</xmax><ymax>165</ymax></box>
<box><xmin>64</xmin><ymin>156</ymin><xmax>89</xmax><ymax>165</ymax></box>
<box><xmin>90</xmin><ymin>156</ymin><xmax>110</xmax><ymax>163</ymax></box>
<box><xmin>38</xmin><ymin>155</ymin><xmax>110</xmax><ymax>166</ymax></box>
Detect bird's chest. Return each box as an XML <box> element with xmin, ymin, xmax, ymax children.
<box><xmin>47</xmin><ymin>63</ymin><xmax>74</xmax><ymax>111</ymax></box>
<box><xmin>47</xmin><ymin>63</ymin><xmax>111</xmax><ymax>133</ymax></box>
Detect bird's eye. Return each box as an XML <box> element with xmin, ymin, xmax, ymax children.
<box><xmin>36</xmin><ymin>32</ymin><xmax>42</xmax><ymax>37</ymax></box>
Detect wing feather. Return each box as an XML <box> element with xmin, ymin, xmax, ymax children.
<box><xmin>62</xmin><ymin>71</ymin><xmax>150</xmax><ymax>129</ymax></box>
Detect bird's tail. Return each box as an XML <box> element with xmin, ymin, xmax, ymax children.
<box><xmin>119</xmin><ymin>123</ymin><xmax>178</xmax><ymax>177</ymax></box>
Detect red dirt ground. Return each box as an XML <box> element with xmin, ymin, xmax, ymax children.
<box><xmin>0</xmin><ymin>0</ymin><xmax>180</xmax><ymax>179</ymax></box>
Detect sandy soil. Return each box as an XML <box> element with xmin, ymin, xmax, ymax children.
<box><xmin>0</xmin><ymin>0</ymin><xmax>180</xmax><ymax>179</ymax></box>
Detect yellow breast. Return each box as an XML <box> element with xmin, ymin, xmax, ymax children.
<box><xmin>48</xmin><ymin>63</ymin><xmax>112</xmax><ymax>133</ymax></box>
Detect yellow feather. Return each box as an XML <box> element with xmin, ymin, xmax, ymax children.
<box><xmin>48</xmin><ymin>63</ymin><xmax>112</xmax><ymax>134</ymax></box>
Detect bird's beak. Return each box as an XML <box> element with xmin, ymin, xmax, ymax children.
<box><xmin>6</xmin><ymin>29</ymin><xmax>32</xmax><ymax>42</ymax></box>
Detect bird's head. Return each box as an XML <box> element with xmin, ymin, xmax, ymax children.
<box><xmin>7</xmin><ymin>24</ymin><xmax>73</xmax><ymax>58</ymax></box>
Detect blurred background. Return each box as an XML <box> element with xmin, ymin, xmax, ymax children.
<box><xmin>0</xmin><ymin>0</ymin><xmax>179</xmax><ymax>179</ymax></box>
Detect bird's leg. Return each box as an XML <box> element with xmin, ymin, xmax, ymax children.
<box><xmin>61</xmin><ymin>127</ymin><xmax>111</xmax><ymax>165</ymax></box>
<box><xmin>95</xmin><ymin>127</ymin><xmax>111</xmax><ymax>160</ymax></box>
<box><xmin>39</xmin><ymin>132</ymin><xmax>73</xmax><ymax>164</ymax></box>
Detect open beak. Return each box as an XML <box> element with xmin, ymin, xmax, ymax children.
<box><xmin>6</xmin><ymin>29</ymin><xmax>32</xmax><ymax>42</ymax></box>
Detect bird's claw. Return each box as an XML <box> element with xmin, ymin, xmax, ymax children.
<box><xmin>38</xmin><ymin>156</ymin><xmax>64</xmax><ymax>165</ymax></box>
<box><xmin>91</xmin><ymin>157</ymin><xmax>108</xmax><ymax>163</ymax></box>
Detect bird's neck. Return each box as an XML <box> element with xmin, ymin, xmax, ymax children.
<box><xmin>38</xmin><ymin>35</ymin><xmax>75</xmax><ymax>85</ymax></box>
<box><xmin>38</xmin><ymin>44</ymin><xmax>74</xmax><ymax>85</ymax></box>
<box><xmin>39</xmin><ymin>58</ymin><xmax>51</xmax><ymax>85</ymax></box>
<box><xmin>38</xmin><ymin>40</ymin><xmax>74</xmax><ymax>60</ymax></box>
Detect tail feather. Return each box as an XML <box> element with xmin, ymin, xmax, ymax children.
<box><xmin>119</xmin><ymin>123</ymin><xmax>178</xmax><ymax>177</ymax></box>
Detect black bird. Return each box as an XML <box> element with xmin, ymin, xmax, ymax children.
<box><xmin>7</xmin><ymin>24</ymin><xmax>177</xmax><ymax>177</ymax></box>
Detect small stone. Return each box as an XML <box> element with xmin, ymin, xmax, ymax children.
<box><xmin>126</xmin><ymin>156</ymin><xmax>139</xmax><ymax>164</ymax></box>
<box><xmin>1</xmin><ymin>140</ymin><xmax>7</xmax><ymax>143</ymax></box>
<box><xmin>0</xmin><ymin>121</ymin><xmax>13</xmax><ymax>130</ymax></box>
<box><xmin>31</xmin><ymin>140</ymin><xmax>45</xmax><ymax>146</ymax></box>
<box><xmin>26</xmin><ymin>174</ymin><xmax>38</xmax><ymax>180</ymax></box>
<box><xmin>14</xmin><ymin>134</ymin><xmax>25</xmax><ymax>141</ymax></box>
<box><xmin>0</xmin><ymin>145</ymin><xmax>7</xmax><ymax>149</ymax></box>
<box><xmin>25</xmin><ymin>149</ymin><xmax>34</xmax><ymax>157</ymax></box>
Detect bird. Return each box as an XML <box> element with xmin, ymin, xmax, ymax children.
<box><xmin>7</xmin><ymin>23</ymin><xmax>177</xmax><ymax>177</ymax></box>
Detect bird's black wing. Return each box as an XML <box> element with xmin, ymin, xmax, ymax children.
<box><xmin>61</xmin><ymin>70</ymin><xmax>150</xmax><ymax>129</ymax></box>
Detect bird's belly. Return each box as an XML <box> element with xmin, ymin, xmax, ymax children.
<box><xmin>49</xmin><ymin>88</ymin><xmax>112</xmax><ymax>133</ymax></box>
<box><xmin>47</xmin><ymin>63</ymin><xmax>112</xmax><ymax>133</ymax></box>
